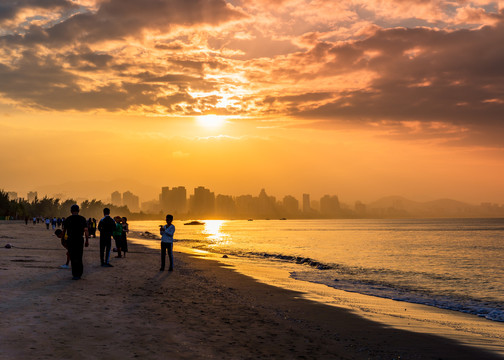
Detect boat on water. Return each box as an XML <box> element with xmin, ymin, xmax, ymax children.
<box><xmin>184</xmin><ymin>220</ymin><xmax>205</xmax><ymax>225</ymax></box>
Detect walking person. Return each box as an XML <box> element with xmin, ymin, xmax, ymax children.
<box><xmin>61</xmin><ymin>205</ymin><xmax>89</xmax><ymax>280</ymax></box>
<box><xmin>159</xmin><ymin>214</ymin><xmax>175</xmax><ymax>271</ymax></box>
<box><xmin>98</xmin><ymin>208</ymin><xmax>116</xmax><ymax>267</ymax></box>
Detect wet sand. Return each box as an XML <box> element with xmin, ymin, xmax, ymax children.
<box><xmin>1</xmin><ymin>221</ymin><xmax>502</xmax><ymax>359</ymax></box>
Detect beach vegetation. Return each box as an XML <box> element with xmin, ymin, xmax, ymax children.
<box><xmin>0</xmin><ymin>190</ymin><xmax>130</xmax><ymax>220</ymax></box>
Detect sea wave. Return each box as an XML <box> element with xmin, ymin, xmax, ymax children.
<box><xmin>291</xmin><ymin>270</ymin><xmax>504</xmax><ymax>322</ymax></box>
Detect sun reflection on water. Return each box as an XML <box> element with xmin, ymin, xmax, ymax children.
<box><xmin>202</xmin><ymin>220</ymin><xmax>229</xmax><ymax>244</ymax></box>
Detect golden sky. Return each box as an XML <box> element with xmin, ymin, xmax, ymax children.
<box><xmin>1</xmin><ymin>0</ymin><xmax>503</xmax><ymax>204</ymax></box>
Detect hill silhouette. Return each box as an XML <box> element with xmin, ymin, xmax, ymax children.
<box><xmin>367</xmin><ymin>196</ymin><xmax>487</xmax><ymax>218</ymax></box>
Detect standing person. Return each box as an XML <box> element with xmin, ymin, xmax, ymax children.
<box><xmin>32</xmin><ymin>217</ymin><xmax>36</xmax><ymax>225</ymax></box>
<box><xmin>51</xmin><ymin>217</ymin><xmax>57</xmax><ymax>230</ymax></box>
<box><xmin>61</xmin><ymin>205</ymin><xmax>89</xmax><ymax>280</ymax></box>
<box><xmin>113</xmin><ymin>216</ymin><xmax>123</xmax><ymax>258</ymax></box>
<box><xmin>45</xmin><ymin>217</ymin><xmax>50</xmax><ymax>229</ymax></box>
<box><xmin>159</xmin><ymin>214</ymin><xmax>175</xmax><ymax>271</ymax></box>
<box><xmin>121</xmin><ymin>217</ymin><xmax>129</xmax><ymax>258</ymax></box>
<box><xmin>98</xmin><ymin>208</ymin><xmax>116</xmax><ymax>267</ymax></box>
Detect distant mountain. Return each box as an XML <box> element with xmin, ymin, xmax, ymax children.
<box><xmin>367</xmin><ymin>196</ymin><xmax>479</xmax><ymax>218</ymax></box>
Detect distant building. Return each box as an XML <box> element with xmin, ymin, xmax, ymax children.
<box><xmin>123</xmin><ymin>191</ymin><xmax>140</xmax><ymax>212</ymax></box>
<box><xmin>282</xmin><ymin>195</ymin><xmax>299</xmax><ymax>215</ymax></box>
<box><xmin>111</xmin><ymin>191</ymin><xmax>122</xmax><ymax>206</ymax></box>
<box><xmin>160</xmin><ymin>187</ymin><xmax>170</xmax><ymax>211</ymax></box>
<box><xmin>216</xmin><ymin>194</ymin><xmax>236</xmax><ymax>217</ymax></box>
<box><xmin>171</xmin><ymin>186</ymin><xmax>187</xmax><ymax>214</ymax></box>
<box><xmin>257</xmin><ymin>189</ymin><xmax>276</xmax><ymax>218</ymax></box>
<box><xmin>160</xmin><ymin>186</ymin><xmax>187</xmax><ymax>214</ymax></box>
<box><xmin>302</xmin><ymin>194</ymin><xmax>311</xmax><ymax>213</ymax></box>
<box><xmin>27</xmin><ymin>191</ymin><xmax>37</xmax><ymax>203</ymax></box>
<box><xmin>7</xmin><ymin>192</ymin><xmax>17</xmax><ymax>201</ymax></box>
<box><xmin>189</xmin><ymin>186</ymin><xmax>215</xmax><ymax>216</ymax></box>
<box><xmin>235</xmin><ymin>195</ymin><xmax>255</xmax><ymax>216</ymax></box>
<box><xmin>320</xmin><ymin>195</ymin><xmax>340</xmax><ymax>216</ymax></box>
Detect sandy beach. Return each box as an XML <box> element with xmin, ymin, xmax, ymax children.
<box><xmin>1</xmin><ymin>221</ymin><xmax>502</xmax><ymax>360</ymax></box>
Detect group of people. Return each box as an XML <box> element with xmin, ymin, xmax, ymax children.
<box><xmin>29</xmin><ymin>216</ymin><xmax>98</xmax><ymax>239</ymax></box>
<box><xmin>57</xmin><ymin>204</ymin><xmax>175</xmax><ymax>280</ymax></box>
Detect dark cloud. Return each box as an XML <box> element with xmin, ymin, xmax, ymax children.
<box><xmin>63</xmin><ymin>47</ymin><xmax>114</xmax><ymax>70</ymax></box>
<box><xmin>0</xmin><ymin>0</ymin><xmax>77</xmax><ymax>23</ymax></box>
<box><xmin>2</xmin><ymin>0</ymin><xmax>245</xmax><ymax>45</ymax></box>
<box><xmin>290</xmin><ymin>20</ymin><xmax>504</xmax><ymax>145</ymax></box>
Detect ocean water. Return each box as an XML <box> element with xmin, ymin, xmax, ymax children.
<box><xmin>129</xmin><ymin>218</ymin><xmax>504</xmax><ymax>322</ymax></box>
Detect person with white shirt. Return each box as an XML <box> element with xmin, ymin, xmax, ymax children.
<box><xmin>159</xmin><ymin>214</ymin><xmax>175</xmax><ymax>271</ymax></box>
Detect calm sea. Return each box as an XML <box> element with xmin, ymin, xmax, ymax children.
<box><xmin>129</xmin><ymin>218</ymin><xmax>504</xmax><ymax>322</ymax></box>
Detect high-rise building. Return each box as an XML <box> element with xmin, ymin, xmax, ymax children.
<box><xmin>257</xmin><ymin>189</ymin><xmax>276</xmax><ymax>217</ymax></box>
<box><xmin>302</xmin><ymin>193</ymin><xmax>311</xmax><ymax>213</ymax></box>
<box><xmin>235</xmin><ymin>195</ymin><xmax>255</xmax><ymax>216</ymax></box>
<box><xmin>160</xmin><ymin>186</ymin><xmax>170</xmax><ymax>211</ymax></box>
<box><xmin>122</xmin><ymin>191</ymin><xmax>140</xmax><ymax>212</ymax></box>
<box><xmin>7</xmin><ymin>192</ymin><xmax>18</xmax><ymax>201</ymax></box>
<box><xmin>111</xmin><ymin>191</ymin><xmax>122</xmax><ymax>206</ymax></box>
<box><xmin>160</xmin><ymin>186</ymin><xmax>187</xmax><ymax>214</ymax></box>
<box><xmin>216</xmin><ymin>194</ymin><xmax>236</xmax><ymax>217</ymax></box>
<box><xmin>189</xmin><ymin>186</ymin><xmax>215</xmax><ymax>216</ymax></box>
<box><xmin>171</xmin><ymin>186</ymin><xmax>187</xmax><ymax>214</ymax></box>
<box><xmin>282</xmin><ymin>195</ymin><xmax>299</xmax><ymax>215</ymax></box>
<box><xmin>27</xmin><ymin>191</ymin><xmax>37</xmax><ymax>203</ymax></box>
<box><xmin>320</xmin><ymin>195</ymin><xmax>340</xmax><ymax>216</ymax></box>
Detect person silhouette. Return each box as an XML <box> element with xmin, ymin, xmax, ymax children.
<box><xmin>98</xmin><ymin>208</ymin><xmax>116</xmax><ymax>267</ymax></box>
<box><xmin>61</xmin><ymin>205</ymin><xmax>89</xmax><ymax>280</ymax></box>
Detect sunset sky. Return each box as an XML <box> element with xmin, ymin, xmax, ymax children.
<box><xmin>1</xmin><ymin>0</ymin><xmax>504</xmax><ymax>205</ymax></box>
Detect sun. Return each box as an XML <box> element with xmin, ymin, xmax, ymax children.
<box><xmin>196</xmin><ymin>115</ymin><xmax>227</xmax><ymax>128</ymax></box>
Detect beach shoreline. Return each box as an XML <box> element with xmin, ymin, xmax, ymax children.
<box><xmin>1</xmin><ymin>221</ymin><xmax>503</xmax><ymax>359</ymax></box>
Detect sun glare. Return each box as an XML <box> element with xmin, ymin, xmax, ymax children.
<box><xmin>196</xmin><ymin>115</ymin><xmax>227</xmax><ymax>128</ymax></box>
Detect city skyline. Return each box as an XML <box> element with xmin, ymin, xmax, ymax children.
<box><xmin>4</xmin><ymin>184</ymin><xmax>503</xmax><ymax>219</ymax></box>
